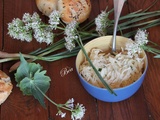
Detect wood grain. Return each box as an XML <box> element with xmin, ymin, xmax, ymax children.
<box><xmin>1</xmin><ymin>0</ymin><xmax>160</xmax><ymax>120</ymax></box>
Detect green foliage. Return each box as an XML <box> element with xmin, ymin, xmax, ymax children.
<box><xmin>15</xmin><ymin>54</ymin><xmax>51</xmax><ymax>107</ymax></box>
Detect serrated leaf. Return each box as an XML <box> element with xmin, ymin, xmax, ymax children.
<box><xmin>15</xmin><ymin>54</ymin><xmax>51</xmax><ymax>108</ymax></box>
<box><xmin>28</xmin><ymin>62</ymin><xmax>43</xmax><ymax>75</ymax></box>
<box><xmin>15</xmin><ymin>53</ymin><xmax>30</xmax><ymax>84</ymax></box>
<box><xmin>31</xmin><ymin>85</ymin><xmax>47</xmax><ymax>108</ymax></box>
<box><xmin>33</xmin><ymin>70</ymin><xmax>51</xmax><ymax>94</ymax></box>
<box><xmin>19</xmin><ymin>75</ymin><xmax>50</xmax><ymax>108</ymax></box>
<box><xmin>19</xmin><ymin>77</ymin><xmax>34</xmax><ymax>95</ymax></box>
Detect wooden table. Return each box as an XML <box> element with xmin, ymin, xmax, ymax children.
<box><xmin>1</xmin><ymin>0</ymin><xmax>160</xmax><ymax>120</ymax></box>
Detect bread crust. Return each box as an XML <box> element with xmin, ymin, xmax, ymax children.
<box><xmin>36</xmin><ymin>0</ymin><xmax>58</xmax><ymax>16</ymax></box>
<box><xmin>0</xmin><ymin>70</ymin><xmax>13</xmax><ymax>105</ymax></box>
<box><xmin>58</xmin><ymin>0</ymin><xmax>91</xmax><ymax>23</ymax></box>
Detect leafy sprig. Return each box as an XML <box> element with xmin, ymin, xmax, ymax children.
<box><xmin>15</xmin><ymin>53</ymin><xmax>51</xmax><ymax>107</ymax></box>
<box><xmin>14</xmin><ymin>54</ymin><xmax>86</xmax><ymax>119</ymax></box>
<box><xmin>1</xmin><ymin>8</ymin><xmax>160</xmax><ymax>66</ymax></box>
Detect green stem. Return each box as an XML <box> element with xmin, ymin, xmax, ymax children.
<box><xmin>75</xmin><ymin>34</ymin><xmax>116</xmax><ymax>95</ymax></box>
<box><xmin>0</xmin><ymin>58</ymin><xmax>19</xmax><ymax>63</ymax></box>
<box><xmin>35</xmin><ymin>85</ymin><xmax>72</xmax><ymax>112</ymax></box>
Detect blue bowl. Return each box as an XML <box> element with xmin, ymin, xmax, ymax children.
<box><xmin>75</xmin><ymin>36</ymin><xmax>148</xmax><ymax>102</ymax></box>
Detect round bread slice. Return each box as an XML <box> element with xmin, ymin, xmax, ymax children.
<box><xmin>58</xmin><ymin>0</ymin><xmax>91</xmax><ymax>23</ymax></box>
<box><xmin>0</xmin><ymin>70</ymin><xmax>13</xmax><ymax>105</ymax></box>
<box><xmin>35</xmin><ymin>0</ymin><xmax>58</xmax><ymax>16</ymax></box>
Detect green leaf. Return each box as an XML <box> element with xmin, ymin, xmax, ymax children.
<box><xmin>15</xmin><ymin>54</ymin><xmax>51</xmax><ymax>108</ymax></box>
<box><xmin>19</xmin><ymin>77</ymin><xmax>33</xmax><ymax>95</ymax></box>
<box><xmin>15</xmin><ymin>53</ymin><xmax>30</xmax><ymax>84</ymax></box>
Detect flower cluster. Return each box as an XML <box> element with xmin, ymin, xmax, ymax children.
<box><xmin>48</xmin><ymin>10</ymin><xmax>61</xmax><ymax>29</ymax></box>
<box><xmin>56</xmin><ymin>98</ymin><xmax>86</xmax><ymax>120</ymax></box>
<box><xmin>8</xmin><ymin>12</ymin><xmax>61</xmax><ymax>44</ymax></box>
<box><xmin>125</xmin><ymin>29</ymin><xmax>149</xmax><ymax>56</ymax></box>
<box><xmin>64</xmin><ymin>21</ymin><xmax>79</xmax><ymax>51</ymax></box>
<box><xmin>95</xmin><ymin>10</ymin><xmax>111</xmax><ymax>36</ymax></box>
<box><xmin>8</xmin><ymin>18</ymin><xmax>33</xmax><ymax>42</ymax></box>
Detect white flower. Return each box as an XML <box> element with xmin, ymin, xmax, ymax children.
<box><xmin>22</xmin><ymin>13</ymin><xmax>32</xmax><ymax>23</ymax></box>
<box><xmin>49</xmin><ymin>10</ymin><xmax>60</xmax><ymax>29</ymax></box>
<box><xmin>71</xmin><ymin>103</ymin><xmax>86</xmax><ymax>120</ymax></box>
<box><xmin>34</xmin><ymin>28</ymin><xmax>54</xmax><ymax>44</ymax></box>
<box><xmin>30</xmin><ymin>21</ymin><xmax>41</xmax><ymax>30</ymax></box>
<box><xmin>8</xmin><ymin>18</ymin><xmax>32</xmax><ymax>42</ymax></box>
<box><xmin>66</xmin><ymin>98</ymin><xmax>74</xmax><ymax>103</ymax></box>
<box><xmin>31</xmin><ymin>12</ymin><xmax>41</xmax><ymax>23</ymax></box>
<box><xmin>65</xmin><ymin>98</ymin><xmax>74</xmax><ymax>109</ymax></box>
<box><xmin>64</xmin><ymin>21</ymin><xmax>78</xmax><ymax>51</ymax></box>
<box><xmin>135</xmin><ymin>29</ymin><xmax>148</xmax><ymax>45</ymax></box>
<box><xmin>126</xmin><ymin>29</ymin><xmax>149</xmax><ymax>56</ymax></box>
<box><xmin>125</xmin><ymin>41</ymin><xmax>142</xmax><ymax>57</ymax></box>
<box><xmin>95</xmin><ymin>10</ymin><xmax>110</xmax><ymax>36</ymax></box>
<box><xmin>64</xmin><ymin>40</ymin><xmax>76</xmax><ymax>51</ymax></box>
<box><xmin>56</xmin><ymin>110</ymin><xmax>66</xmax><ymax>118</ymax></box>
<box><xmin>65</xmin><ymin>21</ymin><xmax>78</xmax><ymax>37</ymax></box>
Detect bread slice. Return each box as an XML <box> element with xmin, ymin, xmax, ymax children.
<box><xmin>58</xmin><ymin>0</ymin><xmax>91</xmax><ymax>23</ymax></box>
<box><xmin>0</xmin><ymin>70</ymin><xmax>13</xmax><ymax>105</ymax></box>
<box><xmin>35</xmin><ymin>0</ymin><xmax>58</xmax><ymax>16</ymax></box>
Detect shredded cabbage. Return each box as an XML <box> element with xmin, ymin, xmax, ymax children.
<box><xmin>79</xmin><ymin>48</ymin><xmax>145</xmax><ymax>89</ymax></box>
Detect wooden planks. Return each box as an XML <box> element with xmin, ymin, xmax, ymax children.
<box><xmin>0</xmin><ymin>0</ymin><xmax>160</xmax><ymax>120</ymax></box>
<box><xmin>0</xmin><ymin>0</ymin><xmax>3</xmax><ymax>51</ymax></box>
<box><xmin>1</xmin><ymin>0</ymin><xmax>48</xmax><ymax>120</ymax></box>
<box><xmin>128</xmin><ymin>0</ymin><xmax>160</xmax><ymax>119</ymax></box>
<box><xmin>0</xmin><ymin>0</ymin><xmax>3</xmax><ymax>117</ymax></box>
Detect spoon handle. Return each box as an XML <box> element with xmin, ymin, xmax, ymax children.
<box><xmin>112</xmin><ymin>0</ymin><xmax>125</xmax><ymax>53</ymax></box>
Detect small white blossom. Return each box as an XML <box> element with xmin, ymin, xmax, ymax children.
<box><xmin>31</xmin><ymin>21</ymin><xmax>41</xmax><ymax>30</ymax></box>
<box><xmin>126</xmin><ymin>29</ymin><xmax>149</xmax><ymax>56</ymax></box>
<box><xmin>95</xmin><ymin>10</ymin><xmax>110</xmax><ymax>36</ymax></box>
<box><xmin>65</xmin><ymin>21</ymin><xmax>78</xmax><ymax>37</ymax></box>
<box><xmin>22</xmin><ymin>13</ymin><xmax>32</xmax><ymax>23</ymax></box>
<box><xmin>71</xmin><ymin>103</ymin><xmax>86</xmax><ymax>120</ymax></box>
<box><xmin>135</xmin><ymin>29</ymin><xmax>149</xmax><ymax>45</ymax></box>
<box><xmin>49</xmin><ymin>10</ymin><xmax>60</xmax><ymax>29</ymax></box>
<box><xmin>56</xmin><ymin>110</ymin><xmax>66</xmax><ymax>118</ymax></box>
<box><xmin>66</xmin><ymin>98</ymin><xmax>74</xmax><ymax>104</ymax></box>
<box><xmin>55</xmin><ymin>99</ymin><xmax>85</xmax><ymax>120</ymax></box>
<box><xmin>65</xmin><ymin>40</ymin><xmax>76</xmax><ymax>51</ymax></box>
<box><xmin>125</xmin><ymin>41</ymin><xmax>142</xmax><ymax>57</ymax></box>
<box><xmin>8</xmin><ymin>18</ymin><xmax>32</xmax><ymax>42</ymax></box>
<box><xmin>64</xmin><ymin>21</ymin><xmax>78</xmax><ymax>51</ymax></box>
<box><xmin>34</xmin><ymin>28</ymin><xmax>54</xmax><ymax>44</ymax></box>
<box><xmin>31</xmin><ymin>12</ymin><xmax>41</xmax><ymax>23</ymax></box>
<box><xmin>65</xmin><ymin>98</ymin><xmax>74</xmax><ymax>109</ymax></box>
